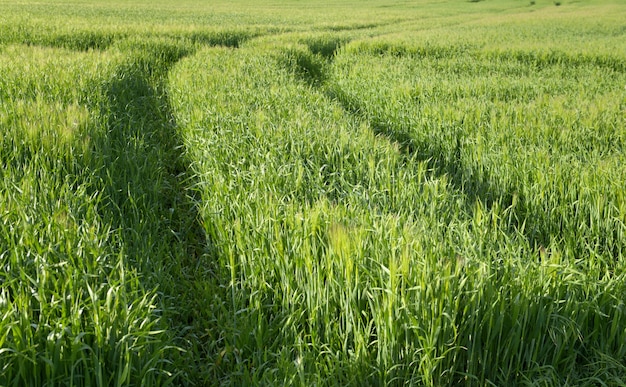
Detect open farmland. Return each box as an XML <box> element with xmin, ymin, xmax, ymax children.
<box><xmin>1</xmin><ymin>0</ymin><xmax>625</xmax><ymax>385</ymax></box>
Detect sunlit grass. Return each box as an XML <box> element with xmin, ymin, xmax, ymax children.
<box><xmin>1</xmin><ymin>0</ymin><xmax>625</xmax><ymax>384</ymax></box>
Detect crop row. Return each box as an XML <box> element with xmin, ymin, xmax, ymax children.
<box><xmin>168</xmin><ymin>37</ymin><xmax>626</xmax><ymax>384</ymax></box>
<box><xmin>1</xmin><ymin>10</ymin><xmax>625</xmax><ymax>384</ymax></box>
<box><xmin>0</xmin><ymin>36</ymin><xmax>214</xmax><ymax>384</ymax></box>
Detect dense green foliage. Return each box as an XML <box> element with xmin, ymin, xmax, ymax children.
<box><xmin>1</xmin><ymin>0</ymin><xmax>625</xmax><ymax>385</ymax></box>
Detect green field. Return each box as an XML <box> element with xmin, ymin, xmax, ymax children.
<box><xmin>1</xmin><ymin>0</ymin><xmax>625</xmax><ymax>385</ymax></box>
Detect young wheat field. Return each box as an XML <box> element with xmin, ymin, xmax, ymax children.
<box><xmin>1</xmin><ymin>0</ymin><xmax>625</xmax><ymax>385</ymax></box>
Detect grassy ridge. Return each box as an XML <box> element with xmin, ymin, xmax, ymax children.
<box><xmin>0</xmin><ymin>3</ymin><xmax>267</xmax><ymax>381</ymax></box>
<box><xmin>0</xmin><ymin>35</ymin><xmax>233</xmax><ymax>384</ymax></box>
<box><xmin>0</xmin><ymin>44</ymin><xmax>172</xmax><ymax>384</ymax></box>
<box><xmin>169</xmin><ymin>43</ymin><xmax>467</xmax><ymax>384</ymax></box>
<box><xmin>326</xmin><ymin>38</ymin><xmax>626</xmax><ymax>383</ymax></box>
<box><xmin>168</xmin><ymin>34</ymin><xmax>626</xmax><ymax>384</ymax></box>
<box><xmin>329</xmin><ymin>40</ymin><xmax>626</xmax><ymax>265</ymax></box>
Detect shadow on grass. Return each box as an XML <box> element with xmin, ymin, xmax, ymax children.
<box><xmin>280</xmin><ymin>42</ymin><xmax>538</xmax><ymax>246</ymax></box>
<box><xmin>91</xmin><ymin>38</ymin><xmax>247</xmax><ymax>383</ymax></box>
<box><xmin>320</xmin><ymin>63</ymin><xmax>562</xmax><ymax>251</ymax></box>
<box><xmin>326</xmin><ymin>77</ymin><xmax>626</xmax><ymax>261</ymax></box>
